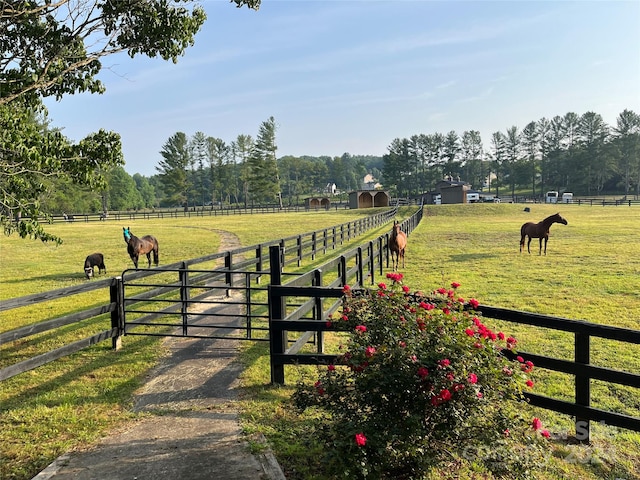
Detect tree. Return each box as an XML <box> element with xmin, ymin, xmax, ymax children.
<box><xmin>0</xmin><ymin>99</ymin><xmax>122</xmax><ymax>243</ymax></box>
<box><xmin>248</xmin><ymin>116</ymin><xmax>281</xmax><ymax>206</ymax></box>
<box><xmin>133</xmin><ymin>174</ymin><xmax>156</xmax><ymax>209</ymax></box>
<box><xmin>460</xmin><ymin>131</ymin><xmax>484</xmax><ymax>190</ymax></box>
<box><xmin>156</xmin><ymin>132</ymin><xmax>191</xmax><ymax>208</ymax></box>
<box><xmin>521</xmin><ymin>121</ymin><xmax>539</xmax><ymax>198</ymax></box>
<box><xmin>231</xmin><ymin>134</ymin><xmax>254</xmax><ymax>207</ymax></box>
<box><xmin>613</xmin><ymin>109</ymin><xmax>640</xmax><ymax>197</ymax></box>
<box><xmin>1</xmin><ymin>0</ymin><xmax>260</xmax><ymax>242</ymax></box>
<box><xmin>503</xmin><ymin>126</ymin><xmax>521</xmax><ymax>199</ymax></box>
<box><xmin>107</xmin><ymin>166</ymin><xmax>143</xmax><ymax>211</ymax></box>
<box><xmin>1</xmin><ymin>1</ymin><xmax>208</xmax><ymax>105</ymax></box>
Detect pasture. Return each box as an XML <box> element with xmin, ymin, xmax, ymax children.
<box><xmin>239</xmin><ymin>203</ymin><xmax>640</xmax><ymax>480</ymax></box>
<box><xmin>1</xmin><ymin>205</ymin><xmax>639</xmax><ymax>480</ymax></box>
<box><xmin>0</xmin><ymin>208</ymin><xmax>390</xmax><ymax>480</ymax></box>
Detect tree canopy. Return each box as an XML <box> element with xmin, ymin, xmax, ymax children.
<box><xmin>0</xmin><ymin>0</ymin><xmax>259</xmax><ymax>243</ymax></box>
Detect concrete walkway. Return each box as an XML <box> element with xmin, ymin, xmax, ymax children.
<box><xmin>33</xmin><ymin>230</ymin><xmax>286</xmax><ymax>480</ymax></box>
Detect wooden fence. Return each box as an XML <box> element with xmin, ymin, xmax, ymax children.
<box><xmin>267</xmin><ymin>209</ymin><xmax>640</xmax><ymax>442</ymax></box>
<box><xmin>0</xmin><ymin>207</ymin><xmax>400</xmax><ymax>381</ymax></box>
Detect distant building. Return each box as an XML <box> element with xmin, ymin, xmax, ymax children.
<box><xmin>433</xmin><ymin>179</ymin><xmax>472</xmax><ymax>204</ymax></box>
<box><xmin>349</xmin><ymin>190</ymin><xmax>390</xmax><ymax>209</ymax></box>
<box><xmin>362</xmin><ymin>173</ymin><xmax>382</xmax><ymax>190</ymax></box>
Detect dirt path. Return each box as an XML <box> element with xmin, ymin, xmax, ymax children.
<box><xmin>34</xmin><ymin>229</ymin><xmax>285</xmax><ymax>480</ymax></box>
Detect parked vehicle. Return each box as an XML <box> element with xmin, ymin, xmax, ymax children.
<box><xmin>545</xmin><ymin>191</ymin><xmax>559</xmax><ymax>204</ymax></box>
<box><xmin>562</xmin><ymin>192</ymin><xmax>574</xmax><ymax>203</ymax></box>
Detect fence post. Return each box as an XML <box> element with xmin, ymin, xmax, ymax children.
<box><xmin>575</xmin><ymin>332</ymin><xmax>591</xmax><ymax>442</ymax></box>
<box><xmin>225</xmin><ymin>251</ymin><xmax>233</xmax><ymax>292</ymax></box>
<box><xmin>368</xmin><ymin>241</ymin><xmax>375</xmax><ymax>285</ymax></box>
<box><xmin>314</xmin><ymin>269</ymin><xmax>324</xmax><ymax>354</ymax></box>
<box><xmin>297</xmin><ymin>235</ymin><xmax>303</xmax><ymax>267</ymax></box>
<box><xmin>356</xmin><ymin>247</ymin><xmax>363</xmax><ymax>287</ymax></box>
<box><xmin>378</xmin><ymin>237</ymin><xmax>384</xmax><ymax>277</ymax></box>
<box><xmin>110</xmin><ymin>277</ymin><xmax>124</xmax><ymax>350</ymax></box>
<box><xmin>269</xmin><ymin>245</ymin><xmax>287</xmax><ymax>384</ymax></box>
<box><xmin>256</xmin><ymin>245</ymin><xmax>263</xmax><ymax>284</ymax></box>
<box><xmin>312</xmin><ymin>231</ymin><xmax>317</xmax><ymax>260</ymax></box>
<box><xmin>179</xmin><ymin>261</ymin><xmax>190</xmax><ymax>336</ymax></box>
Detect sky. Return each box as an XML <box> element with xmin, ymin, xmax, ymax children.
<box><xmin>43</xmin><ymin>0</ymin><xmax>640</xmax><ymax>177</ymax></box>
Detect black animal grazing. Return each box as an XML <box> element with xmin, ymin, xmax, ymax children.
<box><xmin>84</xmin><ymin>253</ymin><xmax>106</xmax><ymax>279</ymax></box>
<box><xmin>123</xmin><ymin>227</ymin><xmax>159</xmax><ymax>269</ymax></box>
<box><xmin>520</xmin><ymin>213</ymin><xmax>568</xmax><ymax>255</ymax></box>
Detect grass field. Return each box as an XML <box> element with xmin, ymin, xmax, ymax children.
<box><xmin>1</xmin><ymin>205</ymin><xmax>639</xmax><ymax>480</ymax></box>
<box><xmin>237</xmin><ymin>203</ymin><xmax>640</xmax><ymax>480</ymax></box>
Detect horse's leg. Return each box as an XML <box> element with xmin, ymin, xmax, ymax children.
<box><xmin>146</xmin><ymin>252</ymin><xmax>152</xmax><ymax>268</ymax></box>
<box><xmin>527</xmin><ymin>237</ymin><xmax>532</xmax><ymax>254</ymax></box>
<box><xmin>401</xmin><ymin>248</ymin><xmax>405</xmax><ymax>268</ymax></box>
<box><xmin>520</xmin><ymin>235</ymin><xmax>525</xmax><ymax>253</ymax></box>
<box><xmin>543</xmin><ymin>238</ymin><xmax>548</xmax><ymax>255</ymax></box>
<box><xmin>538</xmin><ymin>238</ymin><xmax>543</xmax><ymax>255</ymax></box>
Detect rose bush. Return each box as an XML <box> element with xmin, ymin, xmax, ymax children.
<box><xmin>293</xmin><ymin>274</ymin><xmax>550</xmax><ymax>479</ymax></box>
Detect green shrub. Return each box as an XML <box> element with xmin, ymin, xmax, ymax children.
<box><xmin>293</xmin><ymin>274</ymin><xmax>551</xmax><ymax>479</ymax></box>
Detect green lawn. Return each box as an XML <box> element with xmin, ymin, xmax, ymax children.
<box><xmin>1</xmin><ymin>205</ymin><xmax>639</xmax><ymax>480</ymax></box>
<box><xmin>238</xmin><ymin>203</ymin><xmax>640</xmax><ymax>480</ymax></box>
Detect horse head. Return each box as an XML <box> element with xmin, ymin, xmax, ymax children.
<box><xmin>554</xmin><ymin>213</ymin><xmax>568</xmax><ymax>225</ymax></box>
<box><xmin>123</xmin><ymin>227</ymin><xmax>132</xmax><ymax>243</ymax></box>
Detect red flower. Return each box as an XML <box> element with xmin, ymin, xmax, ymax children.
<box><xmin>497</xmin><ymin>332</ymin><xmax>505</xmax><ymax>340</ymax></box>
<box><xmin>328</xmin><ymin>364</ymin><xmax>336</xmax><ymax>371</ymax></box>
<box><xmin>342</xmin><ymin>284</ymin><xmax>351</xmax><ymax>294</ymax></box>
<box><xmin>439</xmin><ymin>389</ymin><xmax>452</xmax><ymax>401</ymax></box>
<box><xmin>468</xmin><ymin>373</ymin><xmax>478</xmax><ymax>384</ymax></box>
<box><xmin>468</xmin><ymin>298</ymin><xmax>479</xmax><ymax>309</ymax></box>
<box><xmin>365</xmin><ymin>346</ymin><xmax>376</xmax><ymax>358</ymax></box>
<box><xmin>541</xmin><ymin>429</ymin><xmax>550</xmax><ymax>438</ymax></box>
<box><xmin>417</xmin><ymin>367</ymin><xmax>429</xmax><ymax>378</ymax></box>
<box><xmin>532</xmin><ymin>417</ymin><xmax>542</xmax><ymax>431</ymax></box>
<box><xmin>325</xmin><ymin>321</ymin><xmax>332</xmax><ymax>328</ymax></box>
<box><xmin>437</xmin><ymin>287</ymin><xmax>447</xmax><ymax>295</ymax></box>
<box><xmin>355</xmin><ymin>325</ymin><xmax>367</xmax><ymax>333</ymax></box>
<box><xmin>402</xmin><ymin>285</ymin><xmax>410</xmax><ymax>293</ymax></box>
<box><xmin>355</xmin><ymin>433</ymin><xmax>367</xmax><ymax>446</ymax></box>
<box><xmin>465</xmin><ymin>328</ymin><xmax>475</xmax><ymax>336</ymax></box>
<box><xmin>451</xmin><ymin>282</ymin><xmax>461</xmax><ymax>289</ymax></box>
<box><xmin>453</xmin><ymin>383</ymin><xmax>465</xmax><ymax>392</ymax></box>
<box><xmin>438</xmin><ymin>358</ymin><xmax>451</xmax><ymax>368</ymax></box>
<box><xmin>526</xmin><ymin>380</ymin><xmax>535</xmax><ymax>388</ymax></box>
<box><xmin>517</xmin><ymin>356</ymin><xmax>524</xmax><ymax>363</ymax></box>
<box><xmin>377</xmin><ymin>282</ymin><xmax>387</xmax><ymax>290</ymax></box>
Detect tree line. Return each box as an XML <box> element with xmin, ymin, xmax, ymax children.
<box><xmin>383</xmin><ymin>110</ymin><xmax>640</xmax><ymax>200</ymax></box>
<box><xmin>33</xmin><ymin>108</ymin><xmax>640</xmax><ymax>218</ymax></box>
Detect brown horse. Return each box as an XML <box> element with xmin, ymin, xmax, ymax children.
<box><xmin>389</xmin><ymin>220</ymin><xmax>407</xmax><ymax>271</ymax></box>
<box><xmin>123</xmin><ymin>227</ymin><xmax>159</xmax><ymax>268</ymax></box>
<box><xmin>520</xmin><ymin>213</ymin><xmax>567</xmax><ymax>255</ymax></box>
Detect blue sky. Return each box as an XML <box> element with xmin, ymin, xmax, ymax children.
<box><xmin>44</xmin><ymin>0</ymin><xmax>640</xmax><ymax>177</ymax></box>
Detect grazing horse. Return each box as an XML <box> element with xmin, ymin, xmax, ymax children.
<box><xmin>123</xmin><ymin>227</ymin><xmax>159</xmax><ymax>269</ymax></box>
<box><xmin>84</xmin><ymin>253</ymin><xmax>106</xmax><ymax>279</ymax></box>
<box><xmin>520</xmin><ymin>213</ymin><xmax>568</xmax><ymax>255</ymax></box>
<box><xmin>389</xmin><ymin>220</ymin><xmax>407</xmax><ymax>271</ymax></box>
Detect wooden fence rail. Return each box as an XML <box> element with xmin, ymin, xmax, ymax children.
<box><xmin>267</xmin><ymin>238</ymin><xmax>640</xmax><ymax>443</ymax></box>
<box><xmin>0</xmin><ymin>207</ymin><xmax>401</xmax><ymax>381</ymax></box>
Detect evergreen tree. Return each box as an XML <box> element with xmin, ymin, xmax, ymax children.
<box><xmin>156</xmin><ymin>132</ymin><xmax>191</xmax><ymax>208</ymax></box>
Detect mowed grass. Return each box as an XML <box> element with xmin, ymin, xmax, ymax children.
<box><xmin>0</xmin><ymin>208</ymin><xmax>390</xmax><ymax>480</ymax></box>
<box><xmin>238</xmin><ymin>204</ymin><xmax>640</xmax><ymax>480</ymax></box>
<box><xmin>1</xmin><ymin>205</ymin><xmax>639</xmax><ymax>479</ymax></box>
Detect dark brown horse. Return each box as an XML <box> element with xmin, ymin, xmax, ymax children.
<box><xmin>520</xmin><ymin>213</ymin><xmax>567</xmax><ymax>255</ymax></box>
<box><xmin>389</xmin><ymin>220</ymin><xmax>407</xmax><ymax>271</ymax></box>
<box><xmin>123</xmin><ymin>227</ymin><xmax>159</xmax><ymax>268</ymax></box>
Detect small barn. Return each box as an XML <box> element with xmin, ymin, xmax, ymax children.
<box><xmin>305</xmin><ymin>197</ymin><xmax>332</xmax><ymax>209</ymax></box>
<box><xmin>434</xmin><ymin>179</ymin><xmax>471</xmax><ymax>204</ymax></box>
<box><xmin>348</xmin><ymin>190</ymin><xmax>390</xmax><ymax>209</ymax></box>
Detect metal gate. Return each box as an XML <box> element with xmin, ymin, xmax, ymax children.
<box><xmin>121</xmin><ymin>263</ymin><xmax>273</xmax><ymax>343</ymax></box>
